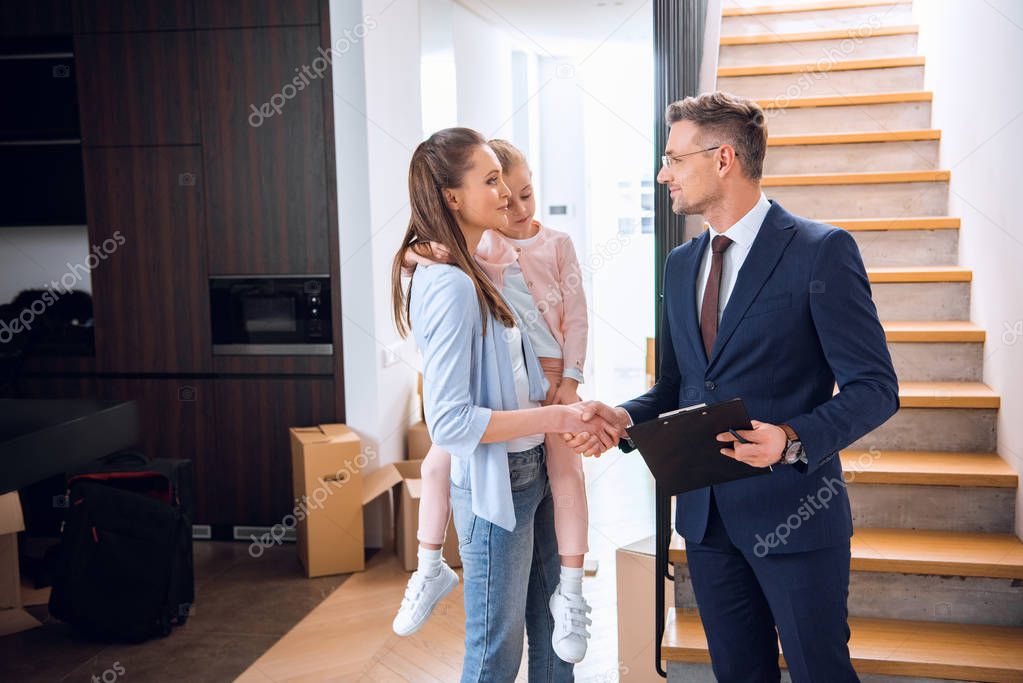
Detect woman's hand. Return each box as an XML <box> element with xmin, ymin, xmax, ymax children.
<box><xmin>551</xmin><ymin>377</ymin><xmax>580</xmax><ymax>406</ymax></box>
<box><xmin>547</xmin><ymin>404</ymin><xmax>620</xmax><ymax>452</ymax></box>
<box><xmin>562</xmin><ymin>401</ymin><xmax>631</xmax><ymax>456</ymax></box>
<box><xmin>405</xmin><ymin>241</ymin><xmax>452</xmax><ymax>269</ymax></box>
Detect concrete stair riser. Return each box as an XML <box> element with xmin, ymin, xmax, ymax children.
<box><xmin>851</xmin><ymin>228</ymin><xmax>957</xmax><ymax>267</ymax></box>
<box><xmin>888</xmin><ymin>341</ymin><xmax>983</xmax><ymax>381</ymax></box>
<box><xmin>718</xmin><ymin>65</ymin><xmax>925</xmax><ymax>100</ymax></box>
<box><xmin>850</xmin><ymin>408</ymin><xmax>997</xmax><ymax>452</ymax></box>
<box><xmin>871</xmin><ymin>282</ymin><xmax>970</xmax><ymax>321</ymax></box>
<box><xmin>721</xmin><ymin>4</ymin><xmax>915</xmax><ymax>35</ymax></box>
<box><xmin>765</xmin><ymin>140</ymin><xmax>939</xmax><ymax>174</ymax></box>
<box><xmin>674</xmin><ymin>564</ymin><xmax>1023</xmax><ymax>627</ymax></box>
<box><xmin>849</xmin><ymin>483</ymin><xmax>1015</xmax><ymax>533</ymax></box>
<box><xmin>762</xmin><ymin>100</ymin><xmax>932</xmax><ymax>134</ymax></box>
<box><xmin>720</xmin><ymin>33</ymin><xmax>918</xmax><ymax>67</ymax></box>
<box><xmin>766</xmin><ymin>180</ymin><xmax>948</xmax><ymax>218</ymax></box>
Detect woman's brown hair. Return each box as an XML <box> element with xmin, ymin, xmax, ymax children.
<box><xmin>391</xmin><ymin>127</ymin><xmax>516</xmax><ymax>338</ymax></box>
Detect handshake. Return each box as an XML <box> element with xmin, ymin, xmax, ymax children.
<box><xmin>553</xmin><ymin>401</ymin><xmax>632</xmax><ymax>458</ymax></box>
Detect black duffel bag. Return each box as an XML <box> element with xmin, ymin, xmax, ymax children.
<box><xmin>48</xmin><ymin>454</ymin><xmax>195</xmax><ymax>642</ymax></box>
<box><xmin>65</xmin><ymin>451</ymin><xmax>195</xmax><ymax>524</ymax></box>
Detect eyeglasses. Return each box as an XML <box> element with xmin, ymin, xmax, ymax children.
<box><xmin>661</xmin><ymin>146</ymin><xmax>721</xmax><ymax>169</ymax></box>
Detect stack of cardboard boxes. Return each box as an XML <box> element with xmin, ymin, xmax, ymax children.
<box><xmin>289</xmin><ymin>417</ymin><xmax>457</xmax><ymax>577</ymax></box>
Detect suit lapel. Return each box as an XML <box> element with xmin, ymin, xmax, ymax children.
<box><xmin>678</xmin><ymin>230</ymin><xmax>710</xmax><ymax>366</ymax></box>
<box><xmin>706</xmin><ymin>201</ymin><xmax>796</xmax><ymax>373</ymax></box>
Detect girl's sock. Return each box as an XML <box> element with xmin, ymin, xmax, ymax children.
<box><xmin>418</xmin><ymin>546</ymin><xmax>443</xmax><ymax>577</ymax></box>
<box><xmin>560</xmin><ymin>565</ymin><xmax>584</xmax><ymax>595</ymax></box>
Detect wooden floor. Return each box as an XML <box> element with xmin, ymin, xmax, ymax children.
<box><xmin>237</xmin><ymin>447</ymin><xmax>657</xmax><ymax>682</ymax></box>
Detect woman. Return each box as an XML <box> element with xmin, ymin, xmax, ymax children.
<box><xmin>391</xmin><ymin>127</ymin><xmax>619</xmax><ymax>681</ymax></box>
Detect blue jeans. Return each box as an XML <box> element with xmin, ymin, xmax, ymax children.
<box><xmin>450</xmin><ymin>444</ymin><xmax>574</xmax><ymax>682</ymax></box>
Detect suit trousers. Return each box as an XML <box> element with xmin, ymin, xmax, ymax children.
<box><xmin>685</xmin><ymin>489</ymin><xmax>859</xmax><ymax>683</ymax></box>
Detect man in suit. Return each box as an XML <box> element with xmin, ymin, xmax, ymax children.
<box><xmin>574</xmin><ymin>91</ymin><xmax>899</xmax><ymax>681</ymax></box>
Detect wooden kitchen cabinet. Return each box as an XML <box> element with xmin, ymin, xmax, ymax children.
<box><xmin>197</xmin><ymin>25</ymin><xmax>330</xmax><ymax>275</ymax></box>
<box><xmin>75</xmin><ymin>30</ymin><xmax>200</xmax><ymax>146</ymax></box>
<box><xmin>72</xmin><ymin>0</ymin><xmax>194</xmax><ymax>33</ymax></box>
<box><xmin>98</xmin><ymin>377</ymin><xmax>215</xmax><ymax>519</ymax></box>
<box><xmin>0</xmin><ymin>0</ymin><xmax>72</xmax><ymax>36</ymax></box>
<box><xmin>208</xmin><ymin>377</ymin><xmax>335</xmax><ymax>526</ymax></box>
<box><xmin>84</xmin><ymin>146</ymin><xmax>211</xmax><ymax>373</ymax></box>
<box><xmin>193</xmin><ymin>0</ymin><xmax>319</xmax><ymax>28</ymax></box>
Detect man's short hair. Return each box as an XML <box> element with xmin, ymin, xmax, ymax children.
<box><xmin>664</xmin><ymin>91</ymin><xmax>768</xmax><ymax>181</ymax></box>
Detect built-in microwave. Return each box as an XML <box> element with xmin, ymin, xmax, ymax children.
<box><xmin>209</xmin><ymin>276</ymin><xmax>333</xmax><ymax>356</ymax></box>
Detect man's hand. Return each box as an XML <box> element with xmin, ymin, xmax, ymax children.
<box><xmin>716</xmin><ymin>420</ymin><xmax>786</xmax><ymax>468</ymax></box>
<box><xmin>561</xmin><ymin>401</ymin><xmax>631</xmax><ymax>457</ymax></box>
<box><xmin>548</xmin><ymin>404</ymin><xmax>619</xmax><ymax>452</ymax></box>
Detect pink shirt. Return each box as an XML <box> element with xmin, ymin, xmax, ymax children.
<box><xmin>475</xmin><ymin>222</ymin><xmax>588</xmax><ymax>381</ymax></box>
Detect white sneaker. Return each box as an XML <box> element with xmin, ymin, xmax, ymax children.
<box><xmin>549</xmin><ymin>583</ymin><xmax>592</xmax><ymax>663</ymax></box>
<box><xmin>392</xmin><ymin>561</ymin><xmax>459</xmax><ymax>636</ymax></box>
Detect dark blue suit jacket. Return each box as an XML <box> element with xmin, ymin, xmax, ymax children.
<box><xmin>620</xmin><ymin>200</ymin><xmax>899</xmax><ymax>556</ymax></box>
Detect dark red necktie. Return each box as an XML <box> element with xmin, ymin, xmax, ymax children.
<box><xmin>700</xmin><ymin>235</ymin><xmax>734</xmax><ymax>358</ymax></box>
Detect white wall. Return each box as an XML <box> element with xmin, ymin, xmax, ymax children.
<box><xmin>914</xmin><ymin>0</ymin><xmax>1023</xmax><ymax>537</ymax></box>
<box><xmin>331</xmin><ymin>0</ymin><xmax>423</xmax><ymax>546</ymax></box>
<box><xmin>451</xmin><ymin>2</ymin><xmax>516</xmax><ymax>139</ymax></box>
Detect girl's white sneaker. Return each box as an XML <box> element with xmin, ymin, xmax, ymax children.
<box><xmin>549</xmin><ymin>583</ymin><xmax>592</xmax><ymax>663</ymax></box>
<box><xmin>392</xmin><ymin>562</ymin><xmax>459</xmax><ymax>636</ymax></box>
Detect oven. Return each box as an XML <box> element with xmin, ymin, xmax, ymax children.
<box><xmin>209</xmin><ymin>276</ymin><xmax>332</xmax><ymax>355</ymax></box>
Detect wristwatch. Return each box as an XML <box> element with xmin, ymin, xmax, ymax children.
<box><xmin>779</xmin><ymin>423</ymin><xmax>807</xmax><ymax>465</ymax></box>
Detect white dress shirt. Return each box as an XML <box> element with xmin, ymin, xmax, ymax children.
<box><xmin>695</xmin><ymin>192</ymin><xmax>772</xmax><ymax>323</ymax></box>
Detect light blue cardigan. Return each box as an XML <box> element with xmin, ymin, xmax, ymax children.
<box><xmin>410</xmin><ymin>263</ymin><xmax>549</xmax><ymax>532</ymax></box>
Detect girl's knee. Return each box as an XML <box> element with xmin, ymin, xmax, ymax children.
<box><xmin>421</xmin><ymin>447</ymin><xmax>451</xmax><ymax>482</ymax></box>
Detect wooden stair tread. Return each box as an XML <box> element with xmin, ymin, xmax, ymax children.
<box><xmin>840</xmin><ymin>450</ymin><xmax>1017</xmax><ymax>487</ymax></box>
<box><xmin>671</xmin><ymin>527</ymin><xmax>1021</xmax><ymax>578</ymax></box>
<box><xmin>897</xmin><ymin>380</ymin><xmax>999</xmax><ymax>408</ymax></box>
<box><xmin>851</xmin><ymin>528</ymin><xmax>1023</xmax><ymax>579</ymax></box>
<box><xmin>763</xmin><ymin>170</ymin><xmax>949</xmax><ymax>186</ymax></box>
<box><xmin>756</xmin><ymin>90</ymin><xmax>932</xmax><ymax>109</ymax></box>
<box><xmin>720</xmin><ymin>55</ymin><xmax>924</xmax><ymax>77</ymax></box>
<box><xmin>721</xmin><ymin>24</ymin><xmax>918</xmax><ymax>45</ymax></box>
<box><xmin>723</xmin><ymin>0</ymin><xmax>912</xmax><ymax>17</ymax></box>
<box><xmin>662</xmin><ymin>609</ymin><xmax>1023</xmax><ymax>681</ymax></box>
<box><xmin>882</xmin><ymin>320</ymin><xmax>985</xmax><ymax>342</ymax></box>
<box><xmin>768</xmin><ymin>129</ymin><xmax>940</xmax><ymax>146</ymax></box>
<box><xmin>867</xmin><ymin>265</ymin><xmax>971</xmax><ymax>283</ymax></box>
<box><xmin>823</xmin><ymin>216</ymin><xmax>959</xmax><ymax>230</ymax></box>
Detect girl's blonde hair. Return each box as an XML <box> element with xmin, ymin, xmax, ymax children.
<box><xmin>486</xmin><ymin>139</ymin><xmax>528</xmax><ymax>173</ymax></box>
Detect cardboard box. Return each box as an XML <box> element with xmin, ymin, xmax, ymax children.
<box><xmin>290</xmin><ymin>424</ymin><xmax>459</xmax><ymax>577</ymax></box>
<box><xmin>0</xmin><ymin>492</ymin><xmax>25</xmax><ymax>610</ymax></box>
<box><xmin>0</xmin><ymin>491</ymin><xmax>41</xmax><ymax>637</ymax></box>
<box><xmin>616</xmin><ymin>535</ymin><xmax>675</xmax><ymax>682</ymax></box>
<box><xmin>391</xmin><ymin>459</ymin><xmax>460</xmax><ymax>571</ymax></box>
<box><xmin>407</xmin><ymin>420</ymin><xmax>432</xmax><ymax>461</ymax></box>
<box><xmin>290</xmin><ymin>424</ymin><xmax>398</xmax><ymax>577</ymax></box>
<box><xmin>417</xmin><ymin>373</ymin><xmax>424</xmax><ymax>420</ymax></box>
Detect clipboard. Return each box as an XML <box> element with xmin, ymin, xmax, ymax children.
<box><xmin>625</xmin><ymin>397</ymin><xmax>771</xmax><ymax>495</ymax></box>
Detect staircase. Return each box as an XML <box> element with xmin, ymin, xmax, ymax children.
<box><xmin>662</xmin><ymin>1</ymin><xmax>1023</xmax><ymax>681</ymax></box>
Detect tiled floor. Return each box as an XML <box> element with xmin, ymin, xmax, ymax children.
<box><xmin>0</xmin><ymin>540</ymin><xmax>351</xmax><ymax>682</ymax></box>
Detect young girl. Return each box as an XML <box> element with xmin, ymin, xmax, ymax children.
<box><xmin>393</xmin><ymin>139</ymin><xmax>595</xmax><ymax>665</ymax></box>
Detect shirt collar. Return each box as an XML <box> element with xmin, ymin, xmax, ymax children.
<box><xmin>704</xmin><ymin>192</ymin><xmax>771</xmax><ymax>251</ymax></box>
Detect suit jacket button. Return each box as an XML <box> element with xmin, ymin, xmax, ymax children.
<box><xmin>705</xmin><ymin>380</ymin><xmax>716</xmax><ymax>390</ymax></box>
